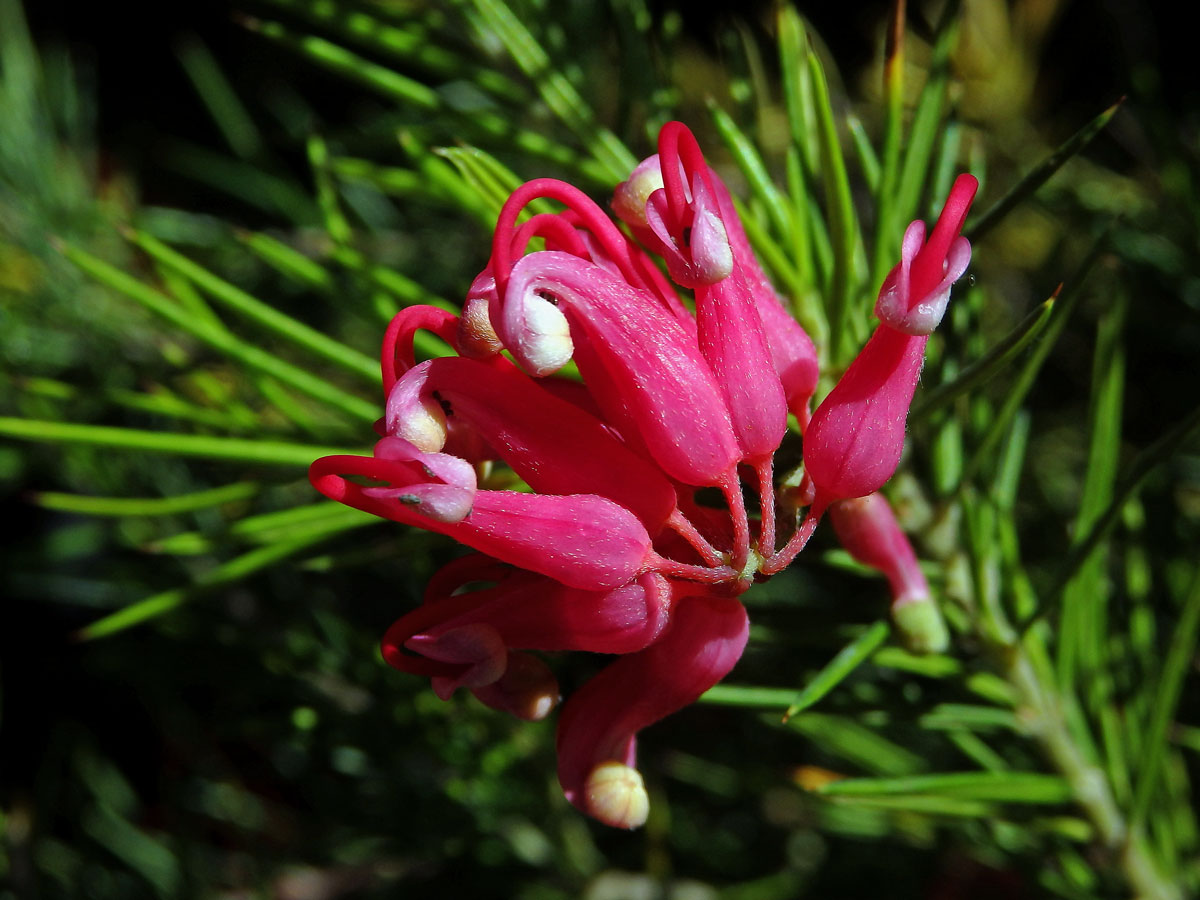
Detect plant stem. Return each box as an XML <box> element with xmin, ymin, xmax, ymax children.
<box><xmin>999</xmin><ymin>633</ymin><xmax>1180</xmax><ymax>900</ymax></box>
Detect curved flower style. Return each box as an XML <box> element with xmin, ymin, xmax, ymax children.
<box><xmin>310</xmin><ymin>123</ymin><xmax>977</xmax><ymax>828</ymax></box>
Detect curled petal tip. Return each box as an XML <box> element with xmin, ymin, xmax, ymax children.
<box><xmin>687</xmin><ymin>180</ymin><xmax>734</xmax><ymax>284</ymax></box>
<box><xmin>411</xmin><ymin>623</ymin><xmax>508</xmax><ymax>697</ymax></box>
<box><xmin>585</xmin><ymin>761</ymin><xmax>650</xmax><ymax>829</ymax></box>
<box><xmin>474</xmin><ymin>652</ymin><xmax>561</xmax><ymax>721</ymax></box>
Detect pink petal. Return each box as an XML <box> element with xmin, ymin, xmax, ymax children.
<box><xmin>386</xmin><ymin>357</ymin><xmax>677</xmax><ymax>533</ymax></box>
<box><xmin>803</xmin><ymin>326</ymin><xmax>928</xmax><ymax>505</ymax></box>
<box><xmin>498</xmin><ymin>251</ymin><xmax>740</xmax><ymax>487</ymax></box>
<box><xmin>556</xmin><ymin>589</ymin><xmax>749</xmax><ymax>827</ymax></box>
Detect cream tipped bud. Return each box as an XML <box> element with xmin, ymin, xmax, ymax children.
<box><xmin>515</xmin><ymin>290</ymin><xmax>574</xmax><ymax>376</ymax></box>
<box><xmin>584</xmin><ymin>761</ymin><xmax>650</xmax><ymax>829</ymax></box>
<box><xmin>891</xmin><ymin>595</ymin><xmax>950</xmax><ymax>655</ymax></box>
<box><xmin>612</xmin><ymin>155</ymin><xmax>665</xmax><ymax>229</ymax></box>
<box><xmin>458</xmin><ymin>293</ymin><xmax>504</xmax><ymax>359</ymax></box>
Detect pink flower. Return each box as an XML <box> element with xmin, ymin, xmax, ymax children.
<box><xmin>829</xmin><ymin>493</ymin><xmax>948</xmax><ymax>653</ymax></box>
<box><xmin>310</xmin><ymin>123</ymin><xmax>978</xmax><ymax>828</ymax></box>
<box><xmin>802</xmin><ymin>174</ymin><xmax>978</xmax><ymax>513</ymax></box>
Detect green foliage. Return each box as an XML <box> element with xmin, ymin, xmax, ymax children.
<box><xmin>2</xmin><ymin>1</ymin><xmax>1198</xmax><ymax>898</ymax></box>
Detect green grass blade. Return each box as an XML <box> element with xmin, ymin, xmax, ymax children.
<box><xmin>893</xmin><ymin>0</ymin><xmax>960</xmax><ymax>225</ymax></box>
<box><xmin>467</xmin><ymin>0</ymin><xmax>636</xmax><ymax>183</ymax></box>
<box><xmin>869</xmin><ymin>0</ymin><xmax>907</xmax><ymax>287</ymax></box>
<box><xmin>846</xmin><ymin>115</ymin><xmax>879</xmax><ymax>192</ymax></box>
<box><xmin>59</xmin><ymin>240</ymin><xmax>378</xmax><ymax>422</ymax></box>
<box><xmin>917</xmin><ymin>704</ymin><xmax>1023</xmax><ymax>734</ymax></box>
<box><xmin>1045</xmin><ymin>402</ymin><xmax>1200</xmax><ymax>604</ymax></box>
<box><xmin>329</xmin><ymin>156</ymin><xmax>448</xmax><ymax>205</ymax></box>
<box><xmin>175</xmin><ymin>35</ymin><xmax>263</xmax><ymax>159</ymax></box>
<box><xmin>962</xmin><ymin>231</ymin><xmax>1108</xmax><ymax>486</ymax></box>
<box><xmin>250</xmin><ymin>18</ymin><xmax>440</xmax><ymax>109</ymax></box>
<box><xmin>1134</xmin><ymin>569</ymin><xmax>1200</xmax><ymax>827</ymax></box>
<box><xmin>18</xmin><ymin>374</ymin><xmax>261</xmax><ymax>433</ymax></box>
<box><xmin>128</xmin><ymin>228</ymin><xmax>378</xmax><ymax>383</ymax></box>
<box><xmin>30</xmin><ymin>482</ymin><xmax>259</xmax><ymax>517</ymax></box>
<box><xmin>0</xmin><ymin>418</ymin><xmax>362</xmax><ymax>467</ymax></box>
<box><xmin>967</xmin><ymin>99</ymin><xmax>1124</xmax><ymax>243</ymax></box>
<box><xmin>698</xmin><ymin>684</ymin><xmax>796</xmax><ymax>709</ymax></box>
<box><xmin>257</xmin><ymin>0</ymin><xmax>527</xmax><ymax>101</ymax></box>
<box><xmin>818</xmin><ymin>771</ymin><xmax>1072</xmax><ymax>804</ymax></box>
<box><xmin>911</xmin><ymin>295</ymin><xmax>1056</xmax><ymax>423</ymax></box>
<box><xmin>807</xmin><ymin>43</ymin><xmax>861</xmax><ymax>360</ymax></box>
<box><xmin>307</xmin><ymin>132</ymin><xmax>354</xmax><ymax>247</ymax></box>
<box><xmin>76</xmin><ymin>528</ymin><xmax>369</xmax><ymax>640</ymax></box>
<box><xmin>150</xmin><ymin>502</ymin><xmax>375</xmax><ymax>555</ymax></box>
<box><xmin>709</xmin><ymin>102</ymin><xmax>794</xmax><ymax>247</ymax></box>
<box><xmin>235</xmin><ymin>229</ymin><xmax>335</xmax><ymax>291</ymax></box>
<box><xmin>160</xmin><ymin>140</ymin><xmax>319</xmax><ymax>223</ymax></box>
<box><xmin>787</xmin><ymin>712</ymin><xmax>925</xmax><ymax>777</ymax></box>
<box><xmin>1059</xmin><ymin>291</ymin><xmax>1126</xmax><ymax>691</ymax></box>
<box><xmin>784</xmin><ymin>620</ymin><xmax>890</xmax><ymax>719</ymax></box>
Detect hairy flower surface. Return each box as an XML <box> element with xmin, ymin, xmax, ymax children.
<box><xmin>311</xmin><ymin>123</ymin><xmax>976</xmax><ymax>828</ymax></box>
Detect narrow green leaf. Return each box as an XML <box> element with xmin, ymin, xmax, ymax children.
<box><xmin>967</xmin><ymin>99</ymin><xmax>1124</xmax><ymax>242</ymax></box>
<box><xmin>709</xmin><ymin>102</ymin><xmax>794</xmax><ymax>247</ymax></box>
<box><xmin>150</xmin><ymin>502</ymin><xmax>375</xmax><ymax>555</ymax></box>
<box><xmin>158</xmin><ymin>140</ymin><xmax>319</xmax><ymax>223</ymax></box>
<box><xmin>733</xmin><ymin>196</ymin><xmax>804</xmax><ymax>297</ymax></box>
<box><xmin>787</xmin><ymin>712</ymin><xmax>925</xmax><ymax>777</ymax></box>
<box><xmin>818</xmin><ymin>771</ymin><xmax>1072</xmax><ymax>804</ymax></box>
<box><xmin>784</xmin><ymin>620</ymin><xmax>890</xmax><ymax>719</ymax></box>
<box><xmin>869</xmin><ymin>0</ymin><xmax>906</xmax><ymax>287</ymax></box>
<box><xmin>807</xmin><ymin>42</ymin><xmax>861</xmax><ymax>360</ymax></box>
<box><xmin>846</xmin><ymin>115</ymin><xmax>880</xmax><ymax>192</ymax></box>
<box><xmin>307</xmin><ymin>132</ymin><xmax>353</xmax><ymax>247</ymax></box>
<box><xmin>1059</xmin><ymin>291</ymin><xmax>1127</xmax><ymax>704</ymax></box>
<box><xmin>871</xmin><ymin>646</ymin><xmax>963</xmax><ymax>678</ymax></box>
<box><xmin>329</xmin><ymin>157</ymin><xmax>445</xmax><ymax>205</ymax></box>
<box><xmin>815</xmin><ymin>793</ymin><xmax>994</xmax><ymax>818</ymax></box>
<box><xmin>257</xmin><ymin>0</ymin><xmax>528</xmax><ymax>102</ymax></box>
<box><xmin>892</xmin><ymin>0</ymin><xmax>960</xmax><ymax>227</ymax></box>
<box><xmin>129</xmin><ymin>228</ymin><xmax>378</xmax><ymax>383</ymax></box>
<box><xmin>1046</xmin><ymin>402</ymin><xmax>1200</xmax><ymax>603</ymax></box>
<box><xmin>176</xmin><ymin>36</ymin><xmax>263</xmax><ymax>159</ymax></box>
<box><xmin>31</xmin><ymin>482</ymin><xmax>259</xmax><ymax>517</ymax></box>
<box><xmin>251</xmin><ymin>18</ymin><xmax>440</xmax><ymax>108</ymax></box>
<box><xmin>467</xmin><ymin>0</ymin><xmax>636</xmax><ymax>183</ymax></box>
<box><xmin>912</xmin><ymin>296</ymin><xmax>1056</xmax><ymax>423</ymax></box>
<box><xmin>0</xmin><ymin>418</ymin><xmax>361</xmax><ymax>467</ymax></box>
<box><xmin>1133</xmin><ymin>567</ymin><xmax>1200</xmax><ymax>827</ymax></box>
<box><xmin>963</xmin><ymin>231</ymin><xmax>1108</xmax><ymax>485</ymax></box>
<box><xmin>76</xmin><ymin>529</ymin><xmax>366</xmax><ymax>640</ymax></box>
<box><xmin>947</xmin><ymin>731</ymin><xmax>1010</xmax><ymax>772</ymax></box>
<box><xmin>235</xmin><ymin>229</ymin><xmax>335</xmax><ymax>291</ymax></box>
<box><xmin>58</xmin><ymin>240</ymin><xmax>378</xmax><ymax>422</ymax></box>
<box><xmin>917</xmin><ymin>704</ymin><xmax>1023</xmax><ymax>733</ymax></box>
<box><xmin>698</xmin><ymin>684</ymin><xmax>796</xmax><ymax>709</ymax></box>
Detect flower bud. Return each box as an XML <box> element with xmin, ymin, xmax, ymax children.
<box><xmin>584</xmin><ymin>761</ymin><xmax>650</xmax><ymax>829</ymax></box>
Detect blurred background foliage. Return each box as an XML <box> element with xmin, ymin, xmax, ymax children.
<box><xmin>2</xmin><ymin>0</ymin><xmax>1199</xmax><ymax>897</ymax></box>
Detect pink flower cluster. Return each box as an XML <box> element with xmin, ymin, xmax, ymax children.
<box><xmin>311</xmin><ymin>122</ymin><xmax>977</xmax><ymax>828</ymax></box>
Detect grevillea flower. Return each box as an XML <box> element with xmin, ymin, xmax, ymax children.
<box><xmin>802</xmin><ymin>174</ymin><xmax>978</xmax><ymax>514</ymax></box>
<box><xmin>310</xmin><ymin>123</ymin><xmax>977</xmax><ymax>828</ymax></box>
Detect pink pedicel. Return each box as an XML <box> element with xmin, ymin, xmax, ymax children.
<box><xmin>310</xmin><ymin>122</ymin><xmax>978</xmax><ymax>827</ymax></box>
